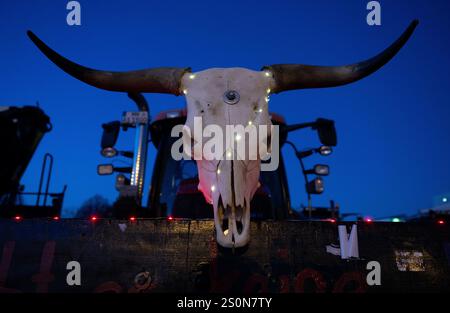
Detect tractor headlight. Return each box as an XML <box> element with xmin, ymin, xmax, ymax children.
<box><xmin>314</xmin><ymin>164</ymin><xmax>329</xmax><ymax>176</ymax></box>
<box><xmin>318</xmin><ymin>145</ymin><xmax>333</xmax><ymax>156</ymax></box>
<box><xmin>306</xmin><ymin>177</ymin><xmax>324</xmax><ymax>194</ymax></box>
<box><xmin>97</xmin><ymin>164</ymin><xmax>114</xmax><ymax>176</ymax></box>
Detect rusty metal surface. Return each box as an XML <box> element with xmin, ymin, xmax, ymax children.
<box><xmin>0</xmin><ymin>219</ymin><xmax>449</xmax><ymax>293</ymax></box>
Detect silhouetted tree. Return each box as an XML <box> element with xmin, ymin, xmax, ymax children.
<box><xmin>75</xmin><ymin>194</ymin><xmax>112</xmax><ymax>218</ymax></box>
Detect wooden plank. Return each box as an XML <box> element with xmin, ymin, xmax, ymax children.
<box><xmin>0</xmin><ymin>219</ymin><xmax>448</xmax><ymax>292</ymax></box>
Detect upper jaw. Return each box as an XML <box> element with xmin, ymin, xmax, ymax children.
<box><xmin>213</xmin><ymin>195</ymin><xmax>250</xmax><ymax>248</ymax></box>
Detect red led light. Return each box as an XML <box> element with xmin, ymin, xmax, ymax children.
<box><xmin>437</xmin><ymin>220</ymin><xmax>445</xmax><ymax>225</ymax></box>
<box><xmin>129</xmin><ymin>216</ymin><xmax>136</xmax><ymax>222</ymax></box>
<box><xmin>167</xmin><ymin>215</ymin><xmax>174</xmax><ymax>221</ymax></box>
<box><xmin>53</xmin><ymin>216</ymin><xmax>60</xmax><ymax>221</ymax></box>
<box><xmin>364</xmin><ymin>217</ymin><xmax>373</xmax><ymax>223</ymax></box>
<box><xmin>329</xmin><ymin>218</ymin><xmax>336</xmax><ymax>223</ymax></box>
<box><xmin>90</xmin><ymin>216</ymin><xmax>98</xmax><ymax>222</ymax></box>
<box><xmin>14</xmin><ymin>216</ymin><xmax>22</xmax><ymax>221</ymax></box>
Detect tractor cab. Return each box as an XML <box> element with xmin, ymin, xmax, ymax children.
<box><xmin>97</xmin><ymin>94</ymin><xmax>337</xmax><ymax>221</ymax></box>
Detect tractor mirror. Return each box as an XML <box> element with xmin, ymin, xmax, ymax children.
<box><xmin>101</xmin><ymin>121</ymin><xmax>121</xmax><ymax>150</ymax></box>
<box><xmin>314</xmin><ymin>118</ymin><xmax>337</xmax><ymax>147</ymax></box>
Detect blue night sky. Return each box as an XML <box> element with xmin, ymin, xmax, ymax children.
<box><xmin>1</xmin><ymin>0</ymin><xmax>449</xmax><ymax>218</ymax></box>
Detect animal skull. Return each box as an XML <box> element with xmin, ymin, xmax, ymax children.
<box><xmin>181</xmin><ymin>68</ymin><xmax>274</xmax><ymax>247</ymax></box>
<box><xmin>27</xmin><ymin>20</ymin><xmax>418</xmax><ymax>248</ymax></box>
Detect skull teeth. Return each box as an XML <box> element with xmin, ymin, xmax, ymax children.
<box><xmin>213</xmin><ymin>196</ymin><xmax>250</xmax><ymax>248</ymax></box>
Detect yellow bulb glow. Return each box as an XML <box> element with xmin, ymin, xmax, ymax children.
<box><xmin>217</xmin><ymin>169</ymin><xmax>221</xmax><ymax>175</ymax></box>
<box><xmin>235</xmin><ymin>134</ymin><xmax>242</xmax><ymax>141</ymax></box>
<box><xmin>211</xmin><ymin>185</ymin><xmax>216</xmax><ymax>192</ymax></box>
<box><xmin>189</xmin><ymin>74</ymin><xmax>196</xmax><ymax>79</ymax></box>
<box><xmin>266</xmin><ymin>88</ymin><xmax>271</xmax><ymax>94</ymax></box>
<box><xmin>183</xmin><ymin>89</ymin><xmax>188</xmax><ymax>95</ymax></box>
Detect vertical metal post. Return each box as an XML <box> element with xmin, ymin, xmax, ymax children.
<box><xmin>127</xmin><ymin>93</ymin><xmax>150</xmax><ymax>206</ymax></box>
<box><xmin>43</xmin><ymin>154</ymin><xmax>53</xmax><ymax>206</ymax></box>
<box><xmin>299</xmin><ymin>157</ymin><xmax>312</xmax><ymax>219</ymax></box>
<box><xmin>36</xmin><ymin>153</ymin><xmax>53</xmax><ymax>207</ymax></box>
<box><xmin>307</xmin><ymin>194</ymin><xmax>312</xmax><ymax>219</ymax></box>
<box><xmin>130</xmin><ymin>120</ymin><xmax>148</xmax><ymax>204</ymax></box>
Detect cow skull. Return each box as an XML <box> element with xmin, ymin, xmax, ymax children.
<box><xmin>181</xmin><ymin>68</ymin><xmax>274</xmax><ymax>247</ymax></box>
<box><xmin>27</xmin><ymin>20</ymin><xmax>418</xmax><ymax>248</ymax></box>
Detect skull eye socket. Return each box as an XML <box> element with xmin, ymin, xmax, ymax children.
<box><xmin>223</xmin><ymin>90</ymin><xmax>240</xmax><ymax>105</ymax></box>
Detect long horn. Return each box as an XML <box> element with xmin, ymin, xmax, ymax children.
<box><xmin>27</xmin><ymin>31</ymin><xmax>191</xmax><ymax>95</ymax></box>
<box><xmin>262</xmin><ymin>20</ymin><xmax>418</xmax><ymax>93</ymax></box>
